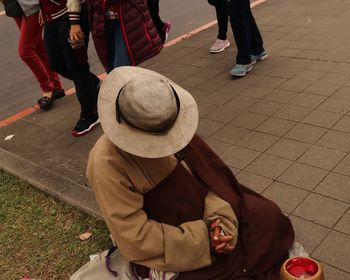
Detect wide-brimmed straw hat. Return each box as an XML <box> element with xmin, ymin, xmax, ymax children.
<box><xmin>98</xmin><ymin>66</ymin><xmax>199</xmax><ymax>158</ymax></box>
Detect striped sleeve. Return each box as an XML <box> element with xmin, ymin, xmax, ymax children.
<box><xmin>67</xmin><ymin>0</ymin><xmax>82</xmax><ymax>24</ymax></box>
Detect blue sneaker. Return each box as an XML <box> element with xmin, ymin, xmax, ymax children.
<box><xmin>251</xmin><ymin>50</ymin><xmax>269</xmax><ymax>64</ymax></box>
<box><xmin>230</xmin><ymin>63</ymin><xmax>254</xmax><ymax>77</ymax></box>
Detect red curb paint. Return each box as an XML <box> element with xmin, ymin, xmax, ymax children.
<box><xmin>0</xmin><ymin>0</ymin><xmax>266</xmax><ymax>127</ymax></box>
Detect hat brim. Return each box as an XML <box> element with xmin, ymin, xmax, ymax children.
<box><xmin>98</xmin><ymin>66</ymin><xmax>199</xmax><ymax>158</ymax></box>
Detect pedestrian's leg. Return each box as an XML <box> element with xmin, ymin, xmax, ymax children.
<box><xmin>55</xmin><ymin>15</ymin><xmax>100</xmax><ymax>135</ymax></box>
<box><xmin>209</xmin><ymin>0</ymin><xmax>231</xmax><ymax>53</ymax></box>
<box><xmin>248</xmin><ymin>10</ymin><xmax>266</xmax><ymax>57</ymax></box>
<box><xmin>229</xmin><ymin>0</ymin><xmax>252</xmax><ymax>64</ymax></box>
<box><xmin>14</xmin><ymin>14</ymin><xmax>55</xmax><ymax>94</ymax></box>
<box><xmin>216</xmin><ymin>0</ymin><xmax>229</xmax><ymax>40</ymax></box>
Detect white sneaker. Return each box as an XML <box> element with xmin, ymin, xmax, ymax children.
<box><xmin>209</xmin><ymin>39</ymin><xmax>230</xmax><ymax>53</ymax></box>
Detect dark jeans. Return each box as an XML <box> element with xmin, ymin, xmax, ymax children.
<box><xmin>44</xmin><ymin>7</ymin><xmax>99</xmax><ymax>115</ymax></box>
<box><xmin>106</xmin><ymin>20</ymin><xmax>131</xmax><ymax>73</ymax></box>
<box><xmin>213</xmin><ymin>0</ymin><xmax>229</xmax><ymax>40</ymax></box>
<box><xmin>229</xmin><ymin>0</ymin><xmax>264</xmax><ymax>64</ymax></box>
<box><xmin>147</xmin><ymin>0</ymin><xmax>164</xmax><ymax>41</ymax></box>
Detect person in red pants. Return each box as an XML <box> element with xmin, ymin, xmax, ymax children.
<box><xmin>1</xmin><ymin>0</ymin><xmax>65</xmax><ymax>110</ymax></box>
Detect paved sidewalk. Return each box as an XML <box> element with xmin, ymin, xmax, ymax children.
<box><xmin>1</xmin><ymin>0</ymin><xmax>350</xmax><ymax>278</ymax></box>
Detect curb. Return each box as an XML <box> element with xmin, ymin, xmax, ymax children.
<box><xmin>0</xmin><ymin>147</ymin><xmax>101</xmax><ymax>217</ymax></box>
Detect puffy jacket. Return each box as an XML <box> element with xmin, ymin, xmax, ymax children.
<box><xmin>87</xmin><ymin>0</ymin><xmax>162</xmax><ymax>70</ymax></box>
<box><xmin>39</xmin><ymin>0</ymin><xmax>67</xmax><ymax>21</ymax></box>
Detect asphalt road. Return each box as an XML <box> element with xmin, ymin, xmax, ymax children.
<box><xmin>0</xmin><ymin>1</ymin><xmax>215</xmax><ymax>120</ymax></box>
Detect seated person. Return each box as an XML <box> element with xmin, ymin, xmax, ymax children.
<box><xmin>71</xmin><ymin>66</ymin><xmax>294</xmax><ymax>280</ymax></box>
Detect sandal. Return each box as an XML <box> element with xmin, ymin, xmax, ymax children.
<box><xmin>37</xmin><ymin>96</ymin><xmax>54</xmax><ymax>110</ymax></box>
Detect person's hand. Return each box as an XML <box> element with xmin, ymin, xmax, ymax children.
<box><xmin>38</xmin><ymin>10</ymin><xmax>44</xmax><ymax>26</ymax></box>
<box><xmin>210</xmin><ymin>219</ymin><xmax>235</xmax><ymax>254</ymax></box>
<box><xmin>69</xmin><ymin>24</ymin><xmax>85</xmax><ymax>43</ymax></box>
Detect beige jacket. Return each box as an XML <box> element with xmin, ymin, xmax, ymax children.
<box><xmin>86</xmin><ymin>135</ymin><xmax>238</xmax><ymax>272</ymax></box>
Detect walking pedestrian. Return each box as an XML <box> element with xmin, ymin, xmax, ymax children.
<box><xmin>208</xmin><ymin>0</ymin><xmax>231</xmax><ymax>53</ymax></box>
<box><xmin>86</xmin><ymin>0</ymin><xmax>163</xmax><ymax>73</ymax></box>
<box><xmin>1</xmin><ymin>0</ymin><xmax>65</xmax><ymax>110</ymax></box>
<box><xmin>146</xmin><ymin>0</ymin><xmax>171</xmax><ymax>43</ymax></box>
<box><xmin>229</xmin><ymin>0</ymin><xmax>268</xmax><ymax>77</ymax></box>
<box><xmin>39</xmin><ymin>0</ymin><xmax>101</xmax><ymax>136</ymax></box>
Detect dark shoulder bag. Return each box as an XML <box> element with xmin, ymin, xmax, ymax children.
<box><xmin>3</xmin><ymin>0</ymin><xmax>24</xmax><ymax>17</ymax></box>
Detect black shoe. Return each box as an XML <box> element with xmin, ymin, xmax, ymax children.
<box><xmin>53</xmin><ymin>88</ymin><xmax>65</xmax><ymax>100</ymax></box>
<box><xmin>37</xmin><ymin>96</ymin><xmax>54</xmax><ymax>110</ymax></box>
<box><xmin>72</xmin><ymin>113</ymin><xmax>99</xmax><ymax>137</ymax></box>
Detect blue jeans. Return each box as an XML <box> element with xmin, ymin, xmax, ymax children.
<box><xmin>106</xmin><ymin>20</ymin><xmax>131</xmax><ymax>73</ymax></box>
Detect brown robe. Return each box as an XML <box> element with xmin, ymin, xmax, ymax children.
<box><xmin>136</xmin><ymin>135</ymin><xmax>295</xmax><ymax>279</ymax></box>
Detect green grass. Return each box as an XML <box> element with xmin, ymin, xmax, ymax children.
<box><xmin>0</xmin><ymin>170</ymin><xmax>111</xmax><ymax>280</ymax></box>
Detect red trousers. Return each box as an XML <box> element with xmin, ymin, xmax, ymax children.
<box><xmin>14</xmin><ymin>13</ymin><xmax>62</xmax><ymax>93</ymax></box>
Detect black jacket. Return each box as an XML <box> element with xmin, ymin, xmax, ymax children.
<box><xmin>3</xmin><ymin>0</ymin><xmax>23</xmax><ymax>17</ymax></box>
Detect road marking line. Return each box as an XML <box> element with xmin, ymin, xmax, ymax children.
<box><xmin>0</xmin><ymin>0</ymin><xmax>266</xmax><ymax>128</ymax></box>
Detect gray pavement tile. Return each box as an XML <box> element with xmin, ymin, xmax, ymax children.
<box><xmin>312</xmin><ymin>231</ymin><xmax>350</xmax><ymax>273</ymax></box>
<box><xmin>221</xmin><ymin>145</ymin><xmax>261</xmax><ymax>169</ymax></box>
<box><xmin>334</xmin><ymin>209</ymin><xmax>350</xmax><ymax>235</ymax></box>
<box><xmin>236</xmin><ymin>131</ymin><xmax>279</xmax><ymax>152</ymax></box>
<box><xmin>302</xmin><ymin>109</ymin><xmax>342</xmax><ymax>128</ymax></box>
<box><xmin>293</xmin><ymin>69</ymin><xmax>326</xmax><ymax>82</ymax></box>
<box><xmin>254</xmin><ymin>76</ymin><xmax>288</xmax><ymax>89</ymax></box>
<box><xmin>226</xmin><ymin>95</ymin><xmax>259</xmax><ymax>110</ymax></box>
<box><xmin>316</xmin><ymin>130</ymin><xmax>350</xmax><ymax>152</ymax></box>
<box><xmin>267</xmin><ymin>66</ymin><xmax>299</xmax><ymax>79</ymax></box>
<box><xmin>305</xmin><ymin>80</ymin><xmax>342</xmax><ymax>97</ymax></box>
<box><xmin>273</xmin><ymin>104</ymin><xmax>312</xmax><ymax>122</ymax></box>
<box><xmin>285</xmin><ymin>123</ymin><xmax>328</xmax><ymax>144</ymax></box>
<box><xmin>248</xmin><ymin>100</ymin><xmax>284</xmax><ymax>116</ymax></box>
<box><xmin>289</xmin><ymin>93</ymin><xmax>327</xmax><ymax>108</ymax></box>
<box><xmin>264</xmin><ymin>89</ymin><xmax>298</xmax><ymax>104</ymax></box>
<box><xmin>236</xmin><ymin>170</ymin><xmax>272</xmax><ymax>194</ymax></box>
<box><xmin>240</xmin><ymin>86</ymin><xmax>274</xmax><ymax>99</ymax></box>
<box><xmin>334</xmin><ymin>155</ymin><xmax>350</xmax><ymax>176</ymax></box>
<box><xmin>293</xmin><ymin>193</ymin><xmax>348</xmax><ymax>228</ymax></box>
<box><xmin>196</xmin><ymin>118</ymin><xmax>224</xmax><ymax>138</ymax></box>
<box><xmin>330</xmin><ymin>62</ymin><xmax>350</xmax><ymax>74</ymax></box>
<box><xmin>23</xmin><ymin>111</ymin><xmax>67</xmax><ymax>128</ymax></box>
<box><xmin>188</xmin><ymin>88</ymin><xmax>212</xmax><ymax>101</ymax></box>
<box><xmin>206</xmin><ymin>106</ymin><xmax>242</xmax><ymax>123</ymax></box>
<box><xmin>306</xmin><ymin>61</ymin><xmax>337</xmax><ymax>72</ymax></box>
<box><xmin>295</xmin><ymin>49</ymin><xmax>326</xmax><ymax>60</ymax></box>
<box><xmin>283</xmin><ymin>58</ymin><xmax>312</xmax><ymax>69</ymax></box>
<box><xmin>278</xmin><ymin>162</ymin><xmax>328</xmax><ymax>191</ymax></box>
<box><xmin>205</xmin><ymin>138</ymin><xmax>232</xmax><ymax>156</ymax></box>
<box><xmin>263</xmin><ymin>181</ymin><xmax>309</xmax><ymax>213</ymax></box>
<box><xmin>50</xmin><ymin>117</ymin><xmax>76</xmax><ymax>134</ymax></box>
<box><xmin>321</xmin><ymin>72</ymin><xmax>350</xmax><ymax>87</ymax></box>
<box><xmin>218</xmin><ymin>80</ymin><xmax>250</xmax><ymax>95</ymax></box>
<box><xmin>246</xmin><ymin>154</ymin><xmax>292</xmax><ymax>179</ymax></box>
<box><xmin>196</xmin><ymin>76</ymin><xmax>231</xmax><ymax>92</ymax></box>
<box><xmin>298</xmin><ymin>145</ymin><xmax>346</xmax><ymax>170</ymax></box>
<box><xmin>317</xmin><ymin>97</ymin><xmax>350</xmax><ymax>114</ymax></box>
<box><xmin>255</xmin><ymin>117</ymin><xmax>296</xmax><ymax>136</ymax></box>
<box><xmin>314</xmin><ymin>173</ymin><xmax>350</xmax><ymax>203</ymax></box>
<box><xmin>266</xmin><ymin>138</ymin><xmax>310</xmax><ymax>160</ymax></box>
<box><xmin>229</xmin><ymin>112</ymin><xmax>268</xmax><ymax>130</ymax></box>
<box><xmin>333</xmin><ymin>116</ymin><xmax>350</xmax><ymax>133</ymax></box>
<box><xmin>332</xmin><ymin>86</ymin><xmax>350</xmax><ymax>101</ymax></box>
<box><xmin>211</xmin><ymin>124</ymin><xmax>251</xmax><ymax>144</ymax></box>
<box><xmin>289</xmin><ymin>215</ymin><xmax>330</xmax><ymax>254</ymax></box>
<box><xmin>197</xmin><ymin>101</ymin><xmax>217</xmax><ymax>117</ymax></box>
<box><xmin>202</xmin><ymin>92</ymin><xmax>236</xmax><ymax>106</ymax></box>
<box><xmin>181</xmin><ymin>76</ymin><xmax>207</xmax><ymax>88</ymax></box>
<box><xmin>320</xmin><ymin>263</ymin><xmax>350</xmax><ymax>280</ymax></box>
